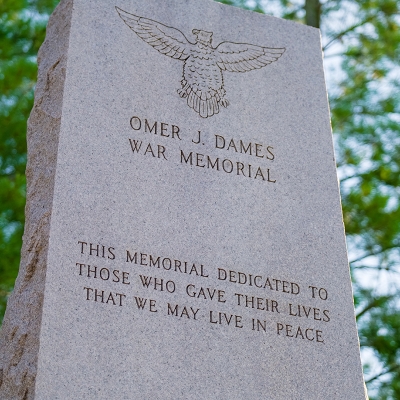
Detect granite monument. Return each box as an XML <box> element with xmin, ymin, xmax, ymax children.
<box><xmin>0</xmin><ymin>0</ymin><xmax>368</xmax><ymax>398</ymax></box>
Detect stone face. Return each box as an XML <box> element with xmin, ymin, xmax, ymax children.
<box><xmin>0</xmin><ymin>0</ymin><xmax>367</xmax><ymax>399</ymax></box>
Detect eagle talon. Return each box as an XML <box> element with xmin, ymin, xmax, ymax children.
<box><xmin>220</xmin><ymin>98</ymin><xmax>229</xmax><ymax>108</ymax></box>
<box><xmin>178</xmin><ymin>88</ymin><xmax>188</xmax><ymax>98</ymax></box>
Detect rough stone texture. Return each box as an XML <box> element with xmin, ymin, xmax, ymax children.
<box><xmin>0</xmin><ymin>1</ymin><xmax>73</xmax><ymax>399</ymax></box>
<box><xmin>1</xmin><ymin>0</ymin><xmax>367</xmax><ymax>398</ymax></box>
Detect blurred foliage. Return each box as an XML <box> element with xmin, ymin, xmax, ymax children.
<box><xmin>330</xmin><ymin>2</ymin><xmax>400</xmax><ymax>397</ymax></box>
<box><xmin>1</xmin><ymin>0</ymin><xmax>400</xmax><ymax>398</ymax></box>
<box><xmin>0</xmin><ymin>0</ymin><xmax>59</xmax><ymax>318</ymax></box>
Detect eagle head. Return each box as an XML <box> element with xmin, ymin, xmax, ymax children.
<box><xmin>192</xmin><ymin>29</ymin><xmax>213</xmax><ymax>45</ymax></box>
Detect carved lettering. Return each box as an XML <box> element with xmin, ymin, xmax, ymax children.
<box><xmin>84</xmin><ymin>287</ymin><xmax>125</xmax><ymax>306</ymax></box>
<box><xmin>134</xmin><ymin>296</ymin><xmax>158</xmax><ymax>312</ymax></box>
<box><xmin>129</xmin><ymin>140</ymin><xmax>168</xmax><ymax>160</ymax></box>
<box><xmin>180</xmin><ymin>150</ymin><xmax>275</xmax><ymax>183</ymax></box>
<box><xmin>139</xmin><ymin>275</ymin><xmax>176</xmax><ymax>293</ymax></box>
<box><xmin>277</xmin><ymin>323</ymin><xmax>324</xmax><ymax>344</ymax></box>
<box><xmin>235</xmin><ymin>293</ymin><xmax>279</xmax><ymax>313</ymax></box>
<box><xmin>130</xmin><ymin>116</ymin><xmax>181</xmax><ymax>140</ymax></box>
<box><xmin>309</xmin><ymin>286</ymin><xmax>328</xmax><ymax>300</ymax></box>
<box><xmin>186</xmin><ymin>284</ymin><xmax>226</xmax><ymax>303</ymax></box>
<box><xmin>209</xmin><ymin>311</ymin><xmax>243</xmax><ymax>328</ymax></box>
<box><xmin>218</xmin><ymin>268</ymin><xmax>300</xmax><ymax>295</ymax></box>
<box><xmin>76</xmin><ymin>244</ymin><xmax>333</xmax><ymax>343</ymax></box>
<box><xmin>214</xmin><ymin>134</ymin><xmax>274</xmax><ymax>160</ymax></box>
<box><xmin>167</xmin><ymin>303</ymin><xmax>199</xmax><ymax>320</ymax></box>
<box><xmin>78</xmin><ymin>263</ymin><xmax>130</xmax><ymax>285</ymax></box>
<box><xmin>126</xmin><ymin>250</ymin><xmax>209</xmax><ymax>277</ymax></box>
<box><xmin>78</xmin><ymin>241</ymin><xmax>115</xmax><ymax>259</ymax></box>
<box><xmin>252</xmin><ymin>318</ymin><xmax>267</xmax><ymax>332</ymax></box>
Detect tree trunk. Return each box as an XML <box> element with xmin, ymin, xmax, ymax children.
<box><xmin>305</xmin><ymin>0</ymin><xmax>321</xmax><ymax>28</ymax></box>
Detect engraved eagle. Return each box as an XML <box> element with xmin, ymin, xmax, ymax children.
<box><xmin>116</xmin><ymin>7</ymin><xmax>285</xmax><ymax>118</ymax></box>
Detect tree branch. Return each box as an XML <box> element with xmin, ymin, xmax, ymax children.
<box><xmin>323</xmin><ymin>16</ymin><xmax>374</xmax><ymax>51</ymax></box>
<box><xmin>365</xmin><ymin>364</ymin><xmax>400</xmax><ymax>384</ymax></box>
<box><xmin>339</xmin><ymin>173</ymin><xmax>362</xmax><ymax>183</ymax></box>
<box><xmin>356</xmin><ymin>295</ymin><xmax>394</xmax><ymax>320</ymax></box>
<box><xmin>349</xmin><ymin>245</ymin><xmax>400</xmax><ymax>264</ymax></box>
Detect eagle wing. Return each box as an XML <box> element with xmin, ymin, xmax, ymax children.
<box><xmin>116</xmin><ymin>7</ymin><xmax>192</xmax><ymax>60</ymax></box>
<box><xmin>215</xmin><ymin>41</ymin><xmax>285</xmax><ymax>72</ymax></box>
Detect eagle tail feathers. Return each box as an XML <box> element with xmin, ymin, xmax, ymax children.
<box><xmin>180</xmin><ymin>80</ymin><xmax>225</xmax><ymax>118</ymax></box>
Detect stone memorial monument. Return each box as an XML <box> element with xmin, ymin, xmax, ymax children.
<box><xmin>0</xmin><ymin>0</ymin><xmax>368</xmax><ymax>398</ymax></box>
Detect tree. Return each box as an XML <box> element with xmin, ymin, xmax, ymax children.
<box><xmin>1</xmin><ymin>0</ymin><xmax>399</xmax><ymax>398</ymax></box>
<box><xmin>0</xmin><ymin>0</ymin><xmax>59</xmax><ymax>319</ymax></box>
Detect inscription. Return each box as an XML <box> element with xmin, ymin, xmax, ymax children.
<box><xmin>139</xmin><ymin>275</ymin><xmax>176</xmax><ymax>293</ymax></box>
<box><xmin>210</xmin><ymin>311</ymin><xmax>243</xmax><ymax>328</ymax></box>
<box><xmin>218</xmin><ymin>268</ymin><xmax>300</xmax><ymax>295</ymax></box>
<box><xmin>168</xmin><ymin>303</ymin><xmax>199</xmax><ymax>320</ymax></box>
<box><xmin>214</xmin><ymin>135</ymin><xmax>274</xmax><ymax>160</ymax></box>
<box><xmin>129</xmin><ymin>140</ymin><xmax>168</xmax><ymax>160</ymax></box>
<box><xmin>78</xmin><ymin>241</ymin><xmax>115</xmax><ymax>259</ymax></box>
<box><xmin>288</xmin><ymin>303</ymin><xmax>330</xmax><ymax>322</ymax></box>
<box><xmin>126</xmin><ymin>250</ymin><xmax>209</xmax><ymax>277</ymax></box>
<box><xmin>76</xmin><ymin>240</ymin><xmax>332</xmax><ymax>345</ymax></box>
<box><xmin>309</xmin><ymin>285</ymin><xmax>328</xmax><ymax>300</ymax></box>
<box><xmin>127</xmin><ymin>114</ymin><xmax>278</xmax><ymax>184</ymax></box>
<box><xmin>252</xmin><ymin>319</ymin><xmax>267</xmax><ymax>332</ymax></box>
<box><xmin>77</xmin><ymin>263</ymin><xmax>130</xmax><ymax>285</ymax></box>
<box><xmin>84</xmin><ymin>287</ymin><xmax>126</xmax><ymax>306</ymax></box>
<box><xmin>277</xmin><ymin>323</ymin><xmax>324</xmax><ymax>343</ymax></box>
<box><xmin>134</xmin><ymin>297</ymin><xmax>158</xmax><ymax>312</ymax></box>
<box><xmin>130</xmin><ymin>116</ymin><xmax>182</xmax><ymax>140</ymax></box>
<box><xmin>180</xmin><ymin>150</ymin><xmax>275</xmax><ymax>182</ymax></box>
<box><xmin>235</xmin><ymin>293</ymin><xmax>279</xmax><ymax>313</ymax></box>
<box><xmin>186</xmin><ymin>284</ymin><xmax>226</xmax><ymax>303</ymax></box>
